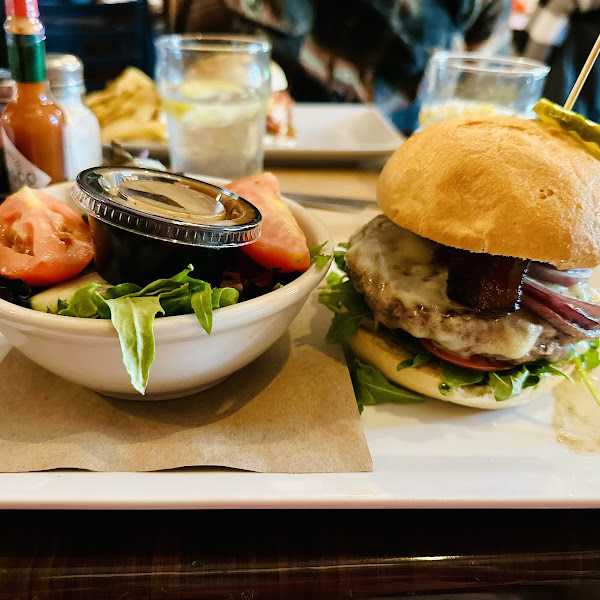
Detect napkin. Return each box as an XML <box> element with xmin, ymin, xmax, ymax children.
<box><xmin>0</xmin><ymin>294</ymin><xmax>372</xmax><ymax>474</ymax></box>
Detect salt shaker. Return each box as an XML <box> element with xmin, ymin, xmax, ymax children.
<box><xmin>46</xmin><ymin>54</ymin><xmax>103</xmax><ymax>180</ymax></box>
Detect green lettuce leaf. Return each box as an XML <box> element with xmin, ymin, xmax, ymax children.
<box><xmin>190</xmin><ymin>283</ymin><xmax>213</xmax><ymax>334</ymax></box>
<box><xmin>333</xmin><ymin>242</ymin><xmax>348</xmax><ymax>272</ymax></box>
<box><xmin>439</xmin><ymin>362</ymin><xmax>486</xmax><ymax>396</ymax></box>
<box><xmin>211</xmin><ymin>286</ymin><xmax>239</xmax><ymax>309</ymax></box>
<box><xmin>105</xmin><ymin>296</ymin><xmax>165</xmax><ymax>395</ymax></box>
<box><xmin>57</xmin><ymin>283</ymin><xmax>110</xmax><ymax>319</ymax></box>
<box><xmin>46</xmin><ymin>266</ymin><xmax>240</xmax><ymax>394</ymax></box>
<box><xmin>318</xmin><ymin>272</ymin><xmax>371</xmax><ymax>345</ymax></box>
<box><xmin>308</xmin><ymin>242</ymin><xmax>332</xmax><ymax>269</ymax></box>
<box><xmin>396</xmin><ymin>351</ymin><xmax>431</xmax><ymax>371</ymax></box>
<box><xmin>488</xmin><ymin>367</ymin><xmax>530</xmax><ymax>402</ymax></box>
<box><xmin>346</xmin><ymin>351</ymin><xmax>426</xmax><ymax>413</ymax></box>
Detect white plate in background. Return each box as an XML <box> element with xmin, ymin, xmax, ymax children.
<box><xmin>104</xmin><ymin>103</ymin><xmax>404</xmax><ymax>164</ymax></box>
<box><xmin>265</xmin><ymin>103</ymin><xmax>404</xmax><ymax>161</ymax></box>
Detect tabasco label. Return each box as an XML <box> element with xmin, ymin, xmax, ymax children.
<box><xmin>1</xmin><ymin>128</ymin><xmax>51</xmax><ymax>191</ymax></box>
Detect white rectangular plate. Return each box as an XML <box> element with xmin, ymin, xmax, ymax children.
<box><xmin>105</xmin><ymin>104</ymin><xmax>404</xmax><ymax>164</ymax></box>
<box><xmin>2</xmin><ymin>185</ymin><xmax>600</xmax><ymax>509</ymax></box>
<box><xmin>1</xmin><ymin>377</ymin><xmax>600</xmax><ymax>509</ymax></box>
<box><xmin>265</xmin><ymin>103</ymin><xmax>404</xmax><ymax>161</ymax></box>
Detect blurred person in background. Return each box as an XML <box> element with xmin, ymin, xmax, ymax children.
<box><xmin>514</xmin><ymin>0</ymin><xmax>600</xmax><ymax>121</ymax></box>
<box><xmin>172</xmin><ymin>0</ymin><xmax>510</xmax><ymax>134</ymax></box>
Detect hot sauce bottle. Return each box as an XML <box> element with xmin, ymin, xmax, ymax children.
<box><xmin>1</xmin><ymin>0</ymin><xmax>67</xmax><ymax>191</ymax></box>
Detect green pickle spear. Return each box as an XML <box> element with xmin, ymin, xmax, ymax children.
<box><xmin>533</xmin><ymin>98</ymin><xmax>600</xmax><ymax>160</ymax></box>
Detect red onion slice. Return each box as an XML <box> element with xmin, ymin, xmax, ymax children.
<box><xmin>528</xmin><ymin>262</ymin><xmax>593</xmax><ymax>286</ymax></box>
<box><xmin>524</xmin><ymin>278</ymin><xmax>600</xmax><ymax>320</ymax></box>
<box><xmin>521</xmin><ymin>294</ymin><xmax>600</xmax><ymax>339</ymax></box>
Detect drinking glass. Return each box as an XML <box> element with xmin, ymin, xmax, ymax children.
<box><xmin>418</xmin><ymin>51</ymin><xmax>550</xmax><ymax>128</ymax></box>
<box><xmin>155</xmin><ymin>34</ymin><xmax>271</xmax><ymax>179</ymax></box>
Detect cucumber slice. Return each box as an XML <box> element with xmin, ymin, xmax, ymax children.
<box><xmin>533</xmin><ymin>98</ymin><xmax>600</xmax><ymax>160</ymax></box>
<box><xmin>30</xmin><ymin>272</ymin><xmax>110</xmax><ymax>313</ymax></box>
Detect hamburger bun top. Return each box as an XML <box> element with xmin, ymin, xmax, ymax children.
<box><xmin>377</xmin><ymin>115</ymin><xmax>600</xmax><ymax>269</ymax></box>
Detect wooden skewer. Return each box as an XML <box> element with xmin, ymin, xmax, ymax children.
<box><xmin>564</xmin><ymin>32</ymin><xmax>600</xmax><ymax>110</ymax></box>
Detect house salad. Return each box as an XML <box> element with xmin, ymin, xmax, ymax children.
<box><xmin>0</xmin><ymin>172</ymin><xmax>331</xmax><ymax>394</ymax></box>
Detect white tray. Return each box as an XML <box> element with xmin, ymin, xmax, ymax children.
<box><xmin>2</xmin><ymin>186</ymin><xmax>600</xmax><ymax>509</ymax></box>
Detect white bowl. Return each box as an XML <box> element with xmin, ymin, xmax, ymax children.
<box><xmin>0</xmin><ymin>182</ymin><xmax>333</xmax><ymax>400</ymax></box>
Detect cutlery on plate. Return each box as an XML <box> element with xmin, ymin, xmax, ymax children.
<box><xmin>282</xmin><ymin>192</ymin><xmax>378</xmax><ymax>212</ymax></box>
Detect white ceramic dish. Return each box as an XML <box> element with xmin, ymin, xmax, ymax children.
<box><xmin>106</xmin><ymin>103</ymin><xmax>404</xmax><ymax>164</ymax></box>
<box><xmin>265</xmin><ymin>103</ymin><xmax>404</xmax><ymax>161</ymax></box>
<box><xmin>0</xmin><ymin>182</ymin><xmax>332</xmax><ymax>400</ymax></box>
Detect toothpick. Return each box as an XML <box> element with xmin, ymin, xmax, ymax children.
<box><xmin>564</xmin><ymin>33</ymin><xmax>600</xmax><ymax>110</ymax></box>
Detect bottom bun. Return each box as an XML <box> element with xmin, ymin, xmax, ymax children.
<box><xmin>349</xmin><ymin>325</ymin><xmax>565</xmax><ymax>410</ymax></box>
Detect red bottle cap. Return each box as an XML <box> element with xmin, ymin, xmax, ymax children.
<box><xmin>5</xmin><ymin>0</ymin><xmax>39</xmax><ymax>18</ymax></box>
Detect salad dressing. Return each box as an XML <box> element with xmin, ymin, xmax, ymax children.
<box><xmin>553</xmin><ymin>375</ymin><xmax>600</xmax><ymax>452</ymax></box>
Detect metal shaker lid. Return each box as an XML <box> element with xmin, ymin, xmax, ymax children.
<box><xmin>46</xmin><ymin>53</ymin><xmax>85</xmax><ymax>94</ymax></box>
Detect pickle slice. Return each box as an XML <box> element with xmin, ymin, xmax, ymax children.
<box><xmin>533</xmin><ymin>98</ymin><xmax>600</xmax><ymax>160</ymax></box>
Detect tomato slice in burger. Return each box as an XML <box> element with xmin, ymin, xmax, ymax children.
<box><xmin>419</xmin><ymin>339</ymin><xmax>513</xmax><ymax>372</ymax></box>
<box><xmin>0</xmin><ymin>187</ymin><xmax>94</xmax><ymax>286</ymax></box>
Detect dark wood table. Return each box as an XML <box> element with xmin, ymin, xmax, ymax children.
<box><xmin>2</xmin><ymin>509</ymin><xmax>600</xmax><ymax>598</ymax></box>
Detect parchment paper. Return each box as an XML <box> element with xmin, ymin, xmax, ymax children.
<box><xmin>0</xmin><ymin>294</ymin><xmax>372</xmax><ymax>473</ymax></box>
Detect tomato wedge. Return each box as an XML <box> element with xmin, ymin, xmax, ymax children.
<box><xmin>419</xmin><ymin>339</ymin><xmax>513</xmax><ymax>372</ymax></box>
<box><xmin>0</xmin><ymin>187</ymin><xmax>94</xmax><ymax>286</ymax></box>
<box><xmin>227</xmin><ymin>172</ymin><xmax>310</xmax><ymax>273</ymax></box>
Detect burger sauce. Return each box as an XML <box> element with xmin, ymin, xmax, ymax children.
<box><xmin>0</xmin><ymin>0</ymin><xmax>67</xmax><ymax>191</ymax></box>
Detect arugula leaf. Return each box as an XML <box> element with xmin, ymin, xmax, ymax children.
<box><xmin>333</xmin><ymin>243</ymin><xmax>348</xmax><ymax>272</ymax></box>
<box><xmin>489</xmin><ymin>367</ymin><xmax>530</xmax><ymax>401</ymax></box>
<box><xmin>345</xmin><ymin>351</ymin><xmax>426</xmax><ymax>413</ymax></box>
<box><xmin>308</xmin><ymin>242</ymin><xmax>332</xmax><ymax>269</ymax></box>
<box><xmin>318</xmin><ymin>274</ymin><xmax>371</xmax><ymax>344</ymax></box>
<box><xmin>105</xmin><ymin>296</ymin><xmax>165</xmax><ymax>394</ymax></box>
<box><xmin>439</xmin><ymin>362</ymin><xmax>486</xmax><ymax>396</ymax></box>
<box><xmin>396</xmin><ymin>351</ymin><xmax>431</xmax><ymax>371</ymax></box>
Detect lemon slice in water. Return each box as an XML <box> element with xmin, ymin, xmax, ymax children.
<box><xmin>162</xmin><ymin>79</ymin><xmax>262</xmax><ymax>126</ymax></box>
<box><xmin>533</xmin><ymin>98</ymin><xmax>600</xmax><ymax>160</ymax></box>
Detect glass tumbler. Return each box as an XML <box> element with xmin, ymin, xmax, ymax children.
<box><xmin>418</xmin><ymin>51</ymin><xmax>550</xmax><ymax>129</ymax></box>
<box><xmin>155</xmin><ymin>34</ymin><xmax>271</xmax><ymax>179</ymax></box>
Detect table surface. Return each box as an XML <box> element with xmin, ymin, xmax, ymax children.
<box><xmin>4</xmin><ymin>165</ymin><xmax>600</xmax><ymax>598</ymax></box>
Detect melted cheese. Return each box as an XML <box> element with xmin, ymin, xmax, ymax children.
<box><xmin>346</xmin><ymin>216</ymin><xmax>561</xmax><ymax>361</ymax></box>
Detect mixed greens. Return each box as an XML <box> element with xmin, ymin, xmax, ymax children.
<box><xmin>45</xmin><ymin>266</ymin><xmax>239</xmax><ymax>394</ymax></box>
<box><xmin>318</xmin><ymin>245</ymin><xmax>600</xmax><ymax>411</ymax></box>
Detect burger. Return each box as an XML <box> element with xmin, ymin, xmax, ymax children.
<box><xmin>322</xmin><ymin>114</ymin><xmax>600</xmax><ymax>409</ymax></box>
